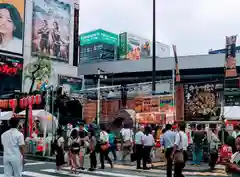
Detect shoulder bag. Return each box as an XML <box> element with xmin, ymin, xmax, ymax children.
<box><xmin>174</xmin><ymin>132</ymin><xmax>184</xmax><ymax>163</ymax></box>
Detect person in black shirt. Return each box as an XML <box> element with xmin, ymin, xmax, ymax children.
<box><xmin>79</xmin><ymin>123</ymin><xmax>88</xmax><ymax>170</ymax></box>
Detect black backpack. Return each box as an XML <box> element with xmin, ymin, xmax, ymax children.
<box><xmin>70</xmin><ymin>138</ymin><xmax>80</xmax><ymax>154</ymax></box>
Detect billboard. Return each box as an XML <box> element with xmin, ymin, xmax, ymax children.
<box><xmin>58</xmin><ymin>75</ymin><xmax>83</xmax><ymax>97</ymax></box>
<box><xmin>0</xmin><ymin>54</ymin><xmax>23</xmax><ymax>94</ymax></box>
<box><xmin>184</xmin><ymin>82</ymin><xmax>223</xmax><ymax>121</ymax></box>
<box><xmin>32</xmin><ymin>0</ymin><xmax>71</xmax><ymax>63</ymax></box>
<box><xmin>80</xmin><ymin>29</ymin><xmax>118</xmax><ymax>46</ymax></box>
<box><xmin>119</xmin><ymin>32</ymin><xmax>170</xmax><ymax>60</ymax></box>
<box><xmin>0</xmin><ymin>0</ymin><xmax>25</xmax><ymax>55</ymax></box>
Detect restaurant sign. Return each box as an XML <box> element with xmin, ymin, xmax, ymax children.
<box><xmin>184</xmin><ymin>82</ymin><xmax>223</xmax><ymax>121</ymax></box>
<box><xmin>0</xmin><ymin>55</ymin><xmax>23</xmax><ymax>76</ymax></box>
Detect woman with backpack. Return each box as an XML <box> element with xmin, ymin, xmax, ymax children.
<box><xmin>68</xmin><ymin>129</ymin><xmax>81</xmax><ymax>173</ymax></box>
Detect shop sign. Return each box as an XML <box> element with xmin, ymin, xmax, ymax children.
<box><xmin>184</xmin><ymin>82</ymin><xmax>223</xmax><ymax>121</ymax></box>
<box><xmin>0</xmin><ymin>56</ymin><xmax>23</xmax><ymax>76</ymax></box>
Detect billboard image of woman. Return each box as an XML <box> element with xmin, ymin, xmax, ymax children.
<box><xmin>0</xmin><ymin>0</ymin><xmax>24</xmax><ymax>55</ymax></box>
<box><xmin>32</xmin><ymin>0</ymin><xmax>71</xmax><ymax>63</ymax></box>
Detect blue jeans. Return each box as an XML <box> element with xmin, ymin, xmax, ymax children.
<box><xmin>193</xmin><ymin>149</ymin><xmax>202</xmax><ymax>165</ymax></box>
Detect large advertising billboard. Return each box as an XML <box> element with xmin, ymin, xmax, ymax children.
<box><xmin>0</xmin><ymin>54</ymin><xmax>23</xmax><ymax>94</ymax></box>
<box><xmin>0</xmin><ymin>0</ymin><xmax>25</xmax><ymax>55</ymax></box>
<box><xmin>58</xmin><ymin>75</ymin><xmax>83</xmax><ymax>97</ymax></box>
<box><xmin>119</xmin><ymin>32</ymin><xmax>170</xmax><ymax>60</ymax></box>
<box><xmin>32</xmin><ymin>0</ymin><xmax>71</xmax><ymax>63</ymax></box>
<box><xmin>184</xmin><ymin>82</ymin><xmax>223</xmax><ymax>121</ymax></box>
<box><xmin>80</xmin><ymin>29</ymin><xmax>118</xmax><ymax>46</ymax></box>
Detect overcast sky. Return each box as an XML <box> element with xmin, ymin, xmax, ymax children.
<box><xmin>79</xmin><ymin>0</ymin><xmax>240</xmax><ymax>56</ymax></box>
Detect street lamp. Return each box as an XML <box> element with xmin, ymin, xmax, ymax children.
<box><xmin>152</xmin><ymin>0</ymin><xmax>156</xmax><ymax>95</ymax></box>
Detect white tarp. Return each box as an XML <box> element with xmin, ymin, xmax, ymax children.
<box><xmin>0</xmin><ymin>111</ymin><xmax>13</xmax><ymax>120</ymax></box>
<box><xmin>18</xmin><ymin>109</ymin><xmax>58</xmax><ymax>133</ymax></box>
<box><xmin>223</xmin><ymin>106</ymin><xmax>240</xmax><ymax>120</ymax></box>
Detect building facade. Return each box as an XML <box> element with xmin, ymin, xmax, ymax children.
<box><xmin>80</xmin><ymin>29</ymin><xmax>118</xmax><ymax>63</ymax></box>
<box><xmin>79</xmin><ymin>53</ymin><xmax>240</xmax><ymax>122</ymax></box>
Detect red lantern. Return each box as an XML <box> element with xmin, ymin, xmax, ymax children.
<box><xmin>20</xmin><ymin>98</ymin><xmax>24</xmax><ymax>108</ymax></box>
<box><xmin>23</xmin><ymin>97</ymin><xmax>28</xmax><ymax>108</ymax></box>
<box><xmin>3</xmin><ymin>100</ymin><xmax>8</xmax><ymax>108</ymax></box>
<box><xmin>35</xmin><ymin>95</ymin><xmax>41</xmax><ymax>105</ymax></box>
<box><xmin>28</xmin><ymin>96</ymin><xmax>33</xmax><ymax>106</ymax></box>
<box><xmin>32</xmin><ymin>95</ymin><xmax>35</xmax><ymax>105</ymax></box>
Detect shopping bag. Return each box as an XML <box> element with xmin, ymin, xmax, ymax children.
<box><xmin>131</xmin><ymin>152</ymin><xmax>137</xmax><ymax>162</ymax></box>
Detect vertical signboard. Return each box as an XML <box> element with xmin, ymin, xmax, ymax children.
<box><xmin>32</xmin><ymin>0</ymin><xmax>71</xmax><ymax>63</ymax></box>
<box><xmin>225</xmin><ymin>35</ymin><xmax>237</xmax><ymax>77</ymax></box>
<box><xmin>73</xmin><ymin>2</ymin><xmax>79</xmax><ymax>66</ymax></box>
<box><xmin>119</xmin><ymin>32</ymin><xmax>128</xmax><ymax>59</ymax></box>
<box><xmin>172</xmin><ymin>45</ymin><xmax>180</xmax><ymax>82</ymax></box>
<box><xmin>0</xmin><ymin>0</ymin><xmax>25</xmax><ymax>55</ymax></box>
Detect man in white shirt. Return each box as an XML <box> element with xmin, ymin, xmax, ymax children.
<box><xmin>1</xmin><ymin>118</ymin><xmax>25</xmax><ymax>177</ymax></box>
<box><xmin>172</xmin><ymin>123</ymin><xmax>188</xmax><ymax>177</ymax></box>
<box><xmin>161</xmin><ymin>124</ymin><xmax>176</xmax><ymax>177</ymax></box>
<box><xmin>120</xmin><ymin>126</ymin><xmax>133</xmax><ymax>161</ymax></box>
<box><xmin>134</xmin><ymin>126</ymin><xmax>144</xmax><ymax>169</ymax></box>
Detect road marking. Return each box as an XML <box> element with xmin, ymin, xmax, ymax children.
<box><xmin>0</xmin><ymin>162</ymin><xmax>46</xmax><ymax>168</ymax></box>
<box><xmin>42</xmin><ymin>169</ymin><xmax>124</xmax><ymax>177</ymax></box>
<box><xmin>43</xmin><ymin>168</ymin><xmax>146</xmax><ymax>177</ymax></box>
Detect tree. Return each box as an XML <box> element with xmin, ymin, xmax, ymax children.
<box><xmin>24</xmin><ymin>55</ymin><xmax>52</xmax><ymax>93</ymax></box>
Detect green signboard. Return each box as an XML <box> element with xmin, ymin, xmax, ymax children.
<box><xmin>80</xmin><ymin>29</ymin><xmax>118</xmax><ymax>46</ymax></box>
<box><xmin>119</xmin><ymin>32</ymin><xmax>128</xmax><ymax>59</ymax></box>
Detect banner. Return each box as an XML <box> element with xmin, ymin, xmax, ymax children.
<box><xmin>0</xmin><ymin>0</ymin><xmax>25</xmax><ymax>55</ymax></box>
<box><xmin>172</xmin><ymin>45</ymin><xmax>180</xmax><ymax>82</ymax></box>
<box><xmin>32</xmin><ymin>0</ymin><xmax>71</xmax><ymax>63</ymax></box>
<box><xmin>184</xmin><ymin>82</ymin><xmax>223</xmax><ymax>121</ymax></box>
<box><xmin>58</xmin><ymin>75</ymin><xmax>83</xmax><ymax>97</ymax></box>
<box><xmin>73</xmin><ymin>3</ymin><xmax>79</xmax><ymax>66</ymax></box>
<box><xmin>225</xmin><ymin>35</ymin><xmax>237</xmax><ymax>77</ymax></box>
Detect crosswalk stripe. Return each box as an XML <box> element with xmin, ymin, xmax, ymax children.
<box><xmin>0</xmin><ymin>162</ymin><xmax>46</xmax><ymax>168</ymax></box>
<box><xmin>41</xmin><ymin>169</ymin><xmax>103</xmax><ymax>177</ymax></box>
<box><xmin>43</xmin><ymin>168</ymin><xmax>146</xmax><ymax>177</ymax></box>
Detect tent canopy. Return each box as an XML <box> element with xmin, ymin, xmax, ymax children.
<box><xmin>0</xmin><ymin>111</ymin><xmax>13</xmax><ymax>120</ymax></box>
<box><xmin>223</xmin><ymin>106</ymin><xmax>240</xmax><ymax>120</ymax></box>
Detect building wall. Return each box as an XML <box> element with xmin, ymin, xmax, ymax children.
<box><xmin>23</xmin><ymin>0</ymin><xmax>78</xmax><ymax>92</ymax></box>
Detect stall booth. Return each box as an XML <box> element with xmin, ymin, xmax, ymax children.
<box><xmin>17</xmin><ymin>109</ymin><xmax>58</xmax><ymax>156</ymax></box>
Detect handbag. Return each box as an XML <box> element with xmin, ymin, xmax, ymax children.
<box><xmin>131</xmin><ymin>152</ymin><xmax>137</xmax><ymax>162</ymax></box>
<box><xmin>174</xmin><ymin>132</ymin><xmax>184</xmax><ymax>163</ymax></box>
<box><xmin>101</xmin><ymin>143</ymin><xmax>109</xmax><ymax>151</ymax></box>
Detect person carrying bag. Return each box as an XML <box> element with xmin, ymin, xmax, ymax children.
<box><xmin>171</xmin><ymin>123</ymin><xmax>187</xmax><ymax>177</ymax></box>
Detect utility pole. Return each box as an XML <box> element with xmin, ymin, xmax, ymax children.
<box><xmin>152</xmin><ymin>0</ymin><xmax>156</xmax><ymax>95</ymax></box>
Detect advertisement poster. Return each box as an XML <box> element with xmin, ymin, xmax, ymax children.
<box><xmin>119</xmin><ymin>33</ymin><xmax>170</xmax><ymax>60</ymax></box>
<box><xmin>225</xmin><ymin>35</ymin><xmax>237</xmax><ymax>77</ymax></box>
<box><xmin>32</xmin><ymin>0</ymin><xmax>71</xmax><ymax>63</ymax></box>
<box><xmin>58</xmin><ymin>75</ymin><xmax>83</xmax><ymax>97</ymax></box>
<box><xmin>0</xmin><ymin>0</ymin><xmax>25</xmax><ymax>55</ymax></box>
<box><xmin>0</xmin><ymin>54</ymin><xmax>23</xmax><ymax>94</ymax></box>
<box><xmin>184</xmin><ymin>82</ymin><xmax>223</xmax><ymax>121</ymax></box>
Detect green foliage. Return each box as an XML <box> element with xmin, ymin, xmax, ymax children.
<box><xmin>24</xmin><ymin>55</ymin><xmax>52</xmax><ymax>93</ymax></box>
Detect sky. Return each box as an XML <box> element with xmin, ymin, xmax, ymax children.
<box><xmin>79</xmin><ymin>0</ymin><xmax>240</xmax><ymax>56</ymax></box>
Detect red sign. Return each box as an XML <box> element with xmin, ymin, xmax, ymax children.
<box><xmin>0</xmin><ymin>63</ymin><xmax>22</xmax><ymax>76</ymax></box>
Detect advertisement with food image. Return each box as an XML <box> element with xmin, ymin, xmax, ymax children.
<box><xmin>0</xmin><ymin>0</ymin><xmax>25</xmax><ymax>55</ymax></box>
<box><xmin>32</xmin><ymin>0</ymin><xmax>71</xmax><ymax>63</ymax></box>
<box><xmin>184</xmin><ymin>82</ymin><xmax>223</xmax><ymax>121</ymax></box>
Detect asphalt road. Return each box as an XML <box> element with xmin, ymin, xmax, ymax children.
<box><xmin>0</xmin><ymin>156</ymin><xmax>227</xmax><ymax>177</ymax></box>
